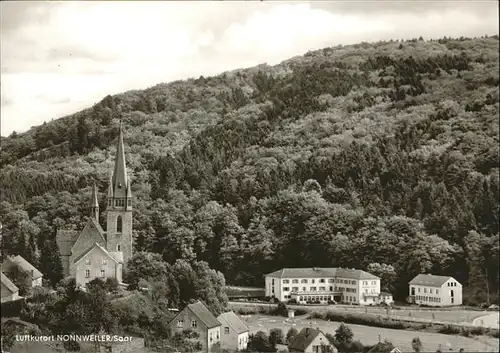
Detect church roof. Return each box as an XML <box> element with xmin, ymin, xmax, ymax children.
<box><xmin>56</xmin><ymin>229</ymin><xmax>80</xmax><ymax>256</ymax></box>
<box><xmin>73</xmin><ymin>242</ymin><xmax>120</xmax><ymax>265</ymax></box>
<box><xmin>111</xmin><ymin>121</ymin><xmax>129</xmax><ymax>198</ymax></box>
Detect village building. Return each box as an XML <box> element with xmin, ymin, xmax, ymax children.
<box><xmin>168</xmin><ymin>301</ymin><xmax>221</xmax><ymax>353</ymax></box>
<box><xmin>217</xmin><ymin>310</ymin><xmax>249</xmax><ymax>352</ymax></box>
<box><xmin>408</xmin><ymin>274</ymin><xmax>463</xmax><ymax>306</ymax></box>
<box><xmin>265</xmin><ymin>267</ymin><xmax>383</xmax><ymax>305</ymax></box>
<box><xmin>288</xmin><ymin>327</ymin><xmax>336</xmax><ymax>353</ymax></box>
<box><xmin>379</xmin><ymin>292</ymin><xmax>394</xmax><ymax>305</ymax></box>
<box><xmin>1</xmin><ymin>272</ymin><xmax>20</xmax><ymax>303</ymax></box>
<box><xmin>56</xmin><ymin>122</ymin><xmax>133</xmax><ymax>288</ymax></box>
<box><xmin>2</xmin><ymin>255</ymin><xmax>43</xmax><ymax>288</ymax></box>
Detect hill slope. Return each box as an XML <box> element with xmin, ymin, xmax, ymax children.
<box><xmin>1</xmin><ymin>36</ymin><xmax>499</xmax><ymax>303</ymax></box>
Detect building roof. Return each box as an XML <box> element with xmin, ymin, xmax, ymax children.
<box><xmin>111</xmin><ymin>121</ymin><xmax>129</xmax><ymax>199</ymax></box>
<box><xmin>409</xmin><ymin>274</ymin><xmax>456</xmax><ymax>287</ymax></box>
<box><xmin>265</xmin><ymin>267</ymin><xmax>379</xmax><ymax>280</ymax></box>
<box><xmin>73</xmin><ymin>242</ymin><xmax>120</xmax><ymax>265</ymax></box>
<box><xmin>4</xmin><ymin>255</ymin><xmax>43</xmax><ymax>280</ymax></box>
<box><xmin>56</xmin><ymin>229</ymin><xmax>80</xmax><ymax>256</ymax></box>
<box><xmin>288</xmin><ymin>328</ymin><xmax>326</xmax><ymax>352</ymax></box>
<box><xmin>217</xmin><ymin>311</ymin><xmax>249</xmax><ymax>334</ymax></box>
<box><xmin>1</xmin><ymin>272</ymin><xmax>19</xmax><ymax>295</ymax></box>
<box><xmin>173</xmin><ymin>301</ymin><xmax>221</xmax><ymax>329</ymax></box>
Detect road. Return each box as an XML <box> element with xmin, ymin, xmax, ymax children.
<box><xmin>473</xmin><ymin>312</ymin><xmax>500</xmax><ymax>329</ymax></box>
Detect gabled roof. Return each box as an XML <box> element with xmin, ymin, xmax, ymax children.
<box><xmin>217</xmin><ymin>311</ymin><xmax>249</xmax><ymax>334</ymax></box>
<box><xmin>409</xmin><ymin>274</ymin><xmax>456</xmax><ymax>287</ymax></box>
<box><xmin>171</xmin><ymin>301</ymin><xmax>221</xmax><ymax>329</ymax></box>
<box><xmin>73</xmin><ymin>242</ymin><xmax>120</xmax><ymax>265</ymax></box>
<box><xmin>265</xmin><ymin>267</ymin><xmax>379</xmax><ymax>280</ymax></box>
<box><xmin>1</xmin><ymin>272</ymin><xmax>19</xmax><ymax>294</ymax></box>
<box><xmin>288</xmin><ymin>328</ymin><xmax>327</xmax><ymax>352</ymax></box>
<box><xmin>4</xmin><ymin>255</ymin><xmax>43</xmax><ymax>280</ymax></box>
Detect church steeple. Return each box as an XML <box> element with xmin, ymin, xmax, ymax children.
<box><xmin>89</xmin><ymin>182</ymin><xmax>99</xmax><ymax>221</ymax></box>
<box><xmin>111</xmin><ymin>121</ymin><xmax>129</xmax><ymax>200</ymax></box>
<box><xmin>106</xmin><ymin>121</ymin><xmax>133</xmax><ymax>265</ymax></box>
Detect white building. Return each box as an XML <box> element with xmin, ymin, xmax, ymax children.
<box><xmin>408</xmin><ymin>274</ymin><xmax>462</xmax><ymax>306</ymax></box>
<box><xmin>217</xmin><ymin>311</ymin><xmax>249</xmax><ymax>352</ymax></box>
<box><xmin>264</xmin><ymin>267</ymin><xmax>382</xmax><ymax>305</ymax></box>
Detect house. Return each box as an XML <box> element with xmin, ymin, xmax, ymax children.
<box><xmin>168</xmin><ymin>301</ymin><xmax>221</xmax><ymax>353</ymax></box>
<box><xmin>2</xmin><ymin>255</ymin><xmax>43</xmax><ymax>288</ymax></box>
<box><xmin>1</xmin><ymin>272</ymin><xmax>20</xmax><ymax>303</ymax></box>
<box><xmin>288</xmin><ymin>328</ymin><xmax>336</xmax><ymax>353</ymax></box>
<box><xmin>56</xmin><ymin>122</ymin><xmax>133</xmax><ymax>288</ymax></box>
<box><xmin>408</xmin><ymin>274</ymin><xmax>463</xmax><ymax>306</ymax></box>
<box><xmin>378</xmin><ymin>292</ymin><xmax>394</xmax><ymax>305</ymax></box>
<box><xmin>217</xmin><ymin>311</ymin><xmax>249</xmax><ymax>351</ymax></box>
<box><xmin>265</xmin><ymin>267</ymin><xmax>380</xmax><ymax>305</ymax></box>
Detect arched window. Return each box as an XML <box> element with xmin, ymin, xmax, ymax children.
<box><xmin>116</xmin><ymin>216</ymin><xmax>122</xmax><ymax>233</ymax></box>
<box><xmin>117</xmin><ymin>245</ymin><xmax>121</xmax><ymax>251</ymax></box>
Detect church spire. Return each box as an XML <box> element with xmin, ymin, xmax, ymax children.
<box><xmin>89</xmin><ymin>182</ymin><xmax>99</xmax><ymax>221</ymax></box>
<box><xmin>111</xmin><ymin>121</ymin><xmax>129</xmax><ymax>199</ymax></box>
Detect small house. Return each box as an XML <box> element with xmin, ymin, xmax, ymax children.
<box><xmin>288</xmin><ymin>328</ymin><xmax>336</xmax><ymax>353</ymax></box>
<box><xmin>217</xmin><ymin>311</ymin><xmax>249</xmax><ymax>351</ymax></box>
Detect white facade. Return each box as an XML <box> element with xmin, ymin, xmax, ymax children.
<box><xmin>265</xmin><ymin>268</ymin><xmax>382</xmax><ymax>306</ymax></box>
<box><xmin>409</xmin><ymin>275</ymin><xmax>462</xmax><ymax>307</ymax></box>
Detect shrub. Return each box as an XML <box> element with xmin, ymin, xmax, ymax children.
<box><xmin>439</xmin><ymin>324</ymin><xmax>460</xmax><ymax>335</ymax></box>
<box><xmin>63</xmin><ymin>340</ymin><xmax>80</xmax><ymax>351</ymax></box>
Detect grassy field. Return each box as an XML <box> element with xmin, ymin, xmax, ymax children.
<box><xmin>304</xmin><ymin>305</ymin><xmax>486</xmax><ymax>324</ymax></box>
<box><xmin>242</xmin><ymin>314</ymin><xmax>500</xmax><ymax>352</ymax></box>
<box><xmin>229</xmin><ymin>301</ymin><xmax>486</xmax><ymax>324</ymax></box>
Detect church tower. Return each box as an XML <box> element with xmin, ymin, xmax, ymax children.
<box><xmin>106</xmin><ymin>121</ymin><xmax>133</xmax><ymax>263</ymax></box>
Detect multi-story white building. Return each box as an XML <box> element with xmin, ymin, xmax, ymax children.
<box><xmin>408</xmin><ymin>274</ymin><xmax>462</xmax><ymax>307</ymax></box>
<box><xmin>264</xmin><ymin>267</ymin><xmax>382</xmax><ymax>305</ymax></box>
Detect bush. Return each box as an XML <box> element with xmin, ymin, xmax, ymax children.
<box><xmin>310</xmin><ymin>311</ymin><xmax>409</xmax><ymax>330</ymax></box>
<box><xmin>439</xmin><ymin>324</ymin><xmax>461</xmax><ymax>335</ymax></box>
<box><xmin>63</xmin><ymin>340</ymin><xmax>80</xmax><ymax>351</ymax></box>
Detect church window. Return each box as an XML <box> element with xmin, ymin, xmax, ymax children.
<box><xmin>102</xmin><ymin>259</ymin><xmax>107</xmax><ymax>265</ymax></box>
<box><xmin>117</xmin><ymin>216</ymin><xmax>122</xmax><ymax>233</ymax></box>
<box><xmin>85</xmin><ymin>270</ymin><xmax>90</xmax><ymax>278</ymax></box>
<box><xmin>128</xmin><ymin>199</ymin><xmax>131</xmax><ymax>206</ymax></box>
<box><xmin>100</xmin><ymin>269</ymin><xmax>105</xmax><ymax>277</ymax></box>
<box><xmin>117</xmin><ymin>245</ymin><xmax>121</xmax><ymax>251</ymax></box>
<box><xmin>85</xmin><ymin>259</ymin><xmax>91</xmax><ymax>265</ymax></box>
<box><xmin>108</xmin><ymin>200</ymin><xmax>112</xmax><ymax>207</ymax></box>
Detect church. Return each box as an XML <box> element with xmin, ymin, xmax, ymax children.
<box><xmin>56</xmin><ymin>122</ymin><xmax>133</xmax><ymax>287</ymax></box>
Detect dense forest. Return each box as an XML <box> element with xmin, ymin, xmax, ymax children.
<box><xmin>1</xmin><ymin>36</ymin><xmax>499</xmax><ymax>304</ymax></box>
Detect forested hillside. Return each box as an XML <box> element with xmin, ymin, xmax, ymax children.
<box><xmin>1</xmin><ymin>36</ymin><xmax>498</xmax><ymax>303</ymax></box>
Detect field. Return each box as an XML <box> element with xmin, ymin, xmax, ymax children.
<box><xmin>229</xmin><ymin>301</ymin><xmax>486</xmax><ymax>324</ymax></box>
<box><xmin>226</xmin><ymin>286</ymin><xmax>266</xmax><ymax>298</ymax></box>
<box><xmin>242</xmin><ymin>314</ymin><xmax>500</xmax><ymax>352</ymax></box>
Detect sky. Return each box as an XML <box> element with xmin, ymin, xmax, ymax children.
<box><xmin>1</xmin><ymin>0</ymin><xmax>499</xmax><ymax>136</ymax></box>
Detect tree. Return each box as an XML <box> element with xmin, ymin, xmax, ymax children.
<box><xmin>269</xmin><ymin>328</ymin><xmax>284</xmax><ymax>347</ymax></box>
<box><xmin>334</xmin><ymin>323</ymin><xmax>353</xmax><ymax>345</ymax></box>
<box><xmin>6</xmin><ymin>266</ymin><xmax>31</xmax><ymax>296</ymax></box>
<box><xmin>366</xmin><ymin>263</ymin><xmax>397</xmax><ymax>293</ymax></box>
<box><xmin>247</xmin><ymin>331</ymin><xmax>276</xmax><ymax>352</ymax></box>
<box><xmin>286</xmin><ymin>327</ymin><xmax>298</xmax><ymax>343</ymax></box>
<box><xmin>411</xmin><ymin>337</ymin><xmax>423</xmax><ymax>352</ymax></box>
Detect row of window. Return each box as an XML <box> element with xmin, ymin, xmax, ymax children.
<box><xmin>414</xmin><ymin>287</ymin><xmax>440</xmax><ymax>295</ymax></box>
<box><xmin>416</xmin><ymin>296</ymin><xmax>442</xmax><ymax>303</ymax></box>
<box><xmin>85</xmin><ymin>269</ymin><xmax>106</xmax><ymax>278</ymax></box>
<box><xmin>280</xmin><ymin>278</ymin><xmax>373</xmax><ymax>285</ymax></box>
<box><xmin>447</xmin><ymin>282</ymin><xmax>458</xmax><ymax>287</ymax></box>
<box><xmin>108</xmin><ymin>199</ymin><xmax>132</xmax><ymax>207</ymax></box>
<box><xmin>178</xmin><ymin>320</ymin><xmax>198</xmax><ymax>328</ymax></box>
<box><xmin>282</xmin><ymin>286</ymin><xmax>363</xmax><ymax>294</ymax></box>
<box><xmin>86</xmin><ymin>259</ymin><xmax>108</xmax><ymax>265</ymax></box>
